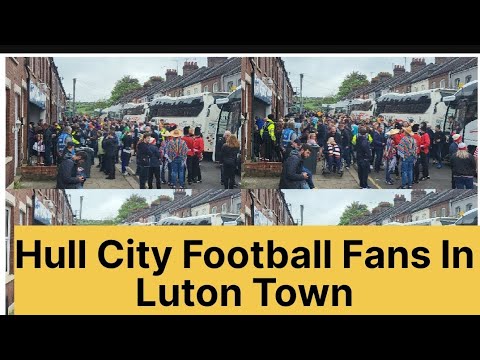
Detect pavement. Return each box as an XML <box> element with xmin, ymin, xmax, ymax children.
<box><xmin>241</xmin><ymin>159</ymin><xmax>476</xmax><ymax>190</ymax></box>
<box><xmin>17</xmin><ymin>156</ymin><xmax>240</xmax><ymax>190</ymax></box>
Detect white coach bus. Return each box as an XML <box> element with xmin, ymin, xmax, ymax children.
<box><xmin>147</xmin><ymin>92</ymin><xmax>229</xmax><ymax>157</ymax></box>
<box><xmin>374</xmin><ymin>88</ymin><xmax>456</xmax><ymax>128</ymax></box>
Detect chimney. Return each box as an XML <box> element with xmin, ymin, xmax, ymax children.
<box><xmin>411</xmin><ymin>189</ymin><xmax>427</xmax><ymax>203</ymax></box>
<box><xmin>435</xmin><ymin>57</ymin><xmax>450</xmax><ymax>65</ymax></box>
<box><xmin>165</xmin><ymin>69</ymin><xmax>178</xmax><ymax>82</ymax></box>
<box><xmin>371</xmin><ymin>76</ymin><xmax>379</xmax><ymax>85</ymax></box>
<box><xmin>393</xmin><ymin>65</ymin><xmax>406</xmax><ymax>77</ymax></box>
<box><xmin>393</xmin><ymin>194</ymin><xmax>407</xmax><ymax>207</ymax></box>
<box><xmin>208</xmin><ymin>57</ymin><xmax>228</xmax><ymax>68</ymax></box>
<box><xmin>182</xmin><ymin>61</ymin><xmax>199</xmax><ymax>77</ymax></box>
<box><xmin>410</xmin><ymin>58</ymin><xmax>426</xmax><ymax>73</ymax></box>
<box><xmin>174</xmin><ymin>188</ymin><xmax>187</xmax><ymax>201</ymax></box>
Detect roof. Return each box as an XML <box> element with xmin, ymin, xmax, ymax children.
<box><xmin>451</xmin><ymin>57</ymin><xmax>478</xmax><ymax>75</ymax></box>
<box><xmin>429</xmin><ymin>57</ymin><xmax>474</xmax><ymax>77</ymax></box>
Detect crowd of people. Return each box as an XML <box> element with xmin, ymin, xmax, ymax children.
<box><xmin>264</xmin><ymin>111</ymin><xmax>478</xmax><ymax>190</ymax></box>
<box><xmin>27</xmin><ymin>115</ymin><xmax>239</xmax><ymax>190</ymax></box>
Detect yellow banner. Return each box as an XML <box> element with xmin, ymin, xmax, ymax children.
<box><xmin>14</xmin><ymin>225</ymin><xmax>480</xmax><ymax>315</ymax></box>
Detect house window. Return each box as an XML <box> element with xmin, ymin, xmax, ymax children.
<box><xmin>421</xmin><ymin>85</ymin><xmax>425</xmax><ymax>90</ymax></box>
<box><xmin>186</xmin><ymin>90</ymin><xmax>191</xmax><ymax>95</ymax></box>
<box><xmin>20</xmin><ymin>210</ymin><xmax>25</xmax><ymax>225</ymax></box>
<box><xmin>236</xmin><ymin>203</ymin><xmax>241</xmax><ymax>213</ymax></box>
<box><xmin>440</xmin><ymin>79</ymin><xmax>446</xmax><ymax>88</ymax></box>
<box><xmin>454</xmin><ymin>78</ymin><xmax>461</xmax><ymax>88</ymax></box>
<box><xmin>195</xmin><ymin>211</ymin><xmax>198</xmax><ymax>216</ymax></box>
<box><xmin>441</xmin><ymin>208</ymin><xmax>446</xmax><ymax>217</ymax></box>
<box><xmin>194</xmin><ymin>88</ymin><xmax>199</xmax><ymax>94</ymax></box>
<box><xmin>415</xmin><ymin>216</ymin><xmax>419</xmax><ymax>221</ymax></box>
<box><xmin>466</xmin><ymin>203</ymin><xmax>473</xmax><ymax>211</ymax></box>
<box><xmin>6</xmin><ymin>206</ymin><xmax>12</xmax><ymax>274</ymax></box>
<box><xmin>237</xmin><ymin>79</ymin><xmax>241</xmax><ymax>86</ymax></box>
<box><xmin>465</xmin><ymin>75</ymin><xmax>472</xmax><ymax>83</ymax></box>
<box><xmin>455</xmin><ymin>206</ymin><xmax>461</xmax><ymax>215</ymax></box>
<box><xmin>432</xmin><ymin>210</ymin><xmax>437</xmax><ymax>218</ymax></box>
<box><xmin>227</xmin><ymin>81</ymin><xmax>234</xmax><ymax>91</ymax></box>
<box><xmin>221</xmin><ymin>204</ymin><xmax>227</xmax><ymax>213</ymax></box>
<box><xmin>202</xmin><ymin>209</ymin><xmax>207</xmax><ymax>215</ymax></box>
<box><xmin>431</xmin><ymin>81</ymin><xmax>436</xmax><ymax>89</ymax></box>
<box><xmin>204</xmin><ymin>85</ymin><xmax>208</xmax><ymax>92</ymax></box>
<box><xmin>211</xmin><ymin>206</ymin><xmax>217</xmax><ymax>214</ymax></box>
<box><xmin>213</xmin><ymin>83</ymin><xmax>218</xmax><ymax>92</ymax></box>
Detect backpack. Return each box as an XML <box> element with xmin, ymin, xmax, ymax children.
<box><xmin>57</xmin><ymin>132</ymin><xmax>69</xmax><ymax>157</ymax></box>
<box><xmin>282</xmin><ymin>128</ymin><xmax>294</xmax><ymax>148</ymax></box>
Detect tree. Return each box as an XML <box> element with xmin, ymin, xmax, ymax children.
<box><xmin>110</xmin><ymin>75</ymin><xmax>142</xmax><ymax>104</ymax></box>
<box><xmin>116</xmin><ymin>194</ymin><xmax>149</xmax><ymax>222</ymax></box>
<box><xmin>337</xmin><ymin>71</ymin><xmax>369</xmax><ymax>99</ymax></box>
<box><xmin>143</xmin><ymin>75</ymin><xmax>165</xmax><ymax>87</ymax></box>
<box><xmin>338</xmin><ymin>201</ymin><xmax>370</xmax><ymax>225</ymax></box>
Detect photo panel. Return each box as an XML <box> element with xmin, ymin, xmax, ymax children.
<box><xmin>5</xmin><ymin>188</ymin><xmax>242</xmax><ymax>314</ymax></box>
<box><xmin>5</xmin><ymin>56</ymin><xmax>242</xmax><ymax>191</ymax></box>
<box><xmin>239</xmin><ymin>56</ymin><xmax>478</xmax><ymax>190</ymax></box>
<box><xmin>240</xmin><ymin>189</ymin><xmax>477</xmax><ymax>226</ymax></box>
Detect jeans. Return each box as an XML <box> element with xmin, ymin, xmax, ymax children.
<box><xmin>385</xmin><ymin>160</ymin><xmax>393</xmax><ymax>183</ymax></box>
<box><xmin>342</xmin><ymin>146</ymin><xmax>351</xmax><ymax>167</ymax></box>
<box><xmin>302</xmin><ymin>166</ymin><xmax>314</xmax><ymax>189</ymax></box>
<box><xmin>401</xmin><ymin>156</ymin><xmax>415</xmax><ymax>187</ymax></box>
<box><xmin>454</xmin><ymin>176</ymin><xmax>474</xmax><ymax>189</ymax></box>
<box><xmin>121</xmin><ymin>150</ymin><xmax>131</xmax><ymax>173</ymax></box>
<box><xmin>171</xmin><ymin>157</ymin><xmax>185</xmax><ymax>188</ymax></box>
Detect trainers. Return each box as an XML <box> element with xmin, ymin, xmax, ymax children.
<box><xmin>122</xmin><ymin>172</ymin><xmax>128</xmax><ymax>176</ymax></box>
<box><xmin>407</xmin><ymin>185</ymin><xmax>413</xmax><ymax>189</ymax></box>
<box><xmin>345</xmin><ymin>166</ymin><xmax>350</xmax><ymax>170</ymax></box>
<box><xmin>386</xmin><ymin>181</ymin><xmax>394</xmax><ymax>185</ymax></box>
<box><xmin>398</xmin><ymin>186</ymin><xmax>406</xmax><ymax>189</ymax></box>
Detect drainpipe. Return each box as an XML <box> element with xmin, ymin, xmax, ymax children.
<box><xmin>248</xmin><ymin>189</ymin><xmax>255</xmax><ymax>225</ymax></box>
<box><xmin>249</xmin><ymin>57</ymin><xmax>255</xmax><ymax>161</ymax></box>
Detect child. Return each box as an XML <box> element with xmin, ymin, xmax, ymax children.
<box><xmin>326</xmin><ymin>137</ymin><xmax>342</xmax><ymax>173</ymax></box>
<box><xmin>33</xmin><ymin>134</ymin><xmax>45</xmax><ymax>165</ymax></box>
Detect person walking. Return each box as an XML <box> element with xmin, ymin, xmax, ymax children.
<box><xmin>220</xmin><ymin>134</ymin><xmax>240</xmax><ymax>189</ymax></box>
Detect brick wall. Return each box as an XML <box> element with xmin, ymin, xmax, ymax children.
<box><xmin>201</xmin><ymin>76</ymin><xmax>222</xmax><ymax>93</ymax></box>
<box><xmin>243</xmin><ymin>161</ymin><xmax>282</xmax><ymax>177</ymax></box>
<box><xmin>21</xmin><ymin>165</ymin><xmax>57</xmax><ymax>180</ymax></box>
<box><xmin>429</xmin><ymin>201</ymin><xmax>451</xmax><ymax>218</ymax></box>
<box><xmin>429</xmin><ymin>73</ymin><xmax>449</xmax><ymax>89</ymax></box>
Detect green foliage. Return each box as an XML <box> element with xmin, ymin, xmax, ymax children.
<box><xmin>116</xmin><ymin>194</ymin><xmax>149</xmax><ymax>222</ymax></box>
<box><xmin>143</xmin><ymin>75</ymin><xmax>165</xmax><ymax>87</ymax></box>
<box><xmin>338</xmin><ymin>201</ymin><xmax>370</xmax><ymax>225</ymax></box>
<box><xmin>337</xmin><ymin>71</ymin><xmax>369</xmax><ymax>99</ymax></box>
<box><xmin>110</xmin><ymin>75</ymin><xmax>142</xmax><ymax>104</ymax></box>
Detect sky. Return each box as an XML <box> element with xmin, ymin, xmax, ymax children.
<box><xmin>283</xmin><ymin>57</ymin><xmax>435</xmax><ymax>98</ymax></box>
<box><xmin>54</xmin><ymin>57</ymin><xmax>208</xmax><ymax>102</ymax></box>
<box><xmin>65</xmin><ymin>189</ymin><xmax>192</xmax><ymax>220</ymax></box>
<box><xmin>283</xmin><ymin>189</ymin><xmax>436</xmax><ymax>225</ymax></box>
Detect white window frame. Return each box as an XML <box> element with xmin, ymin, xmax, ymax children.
<box><xmin>221</xmin><ymin>203</ymin><xmax>227</xmax><ymax>213</ymax></box>
<box><xmin>466</xmin><ymin>203</ymin><xmax>473</xmax><ymax>211</ymax></box>
<box><xmin>441</xmin><ymin>208</ymin><xmax>446</xmax><ymax>217</ymax></box>
<box><xmin>211</xmin><ymin>206</ymin><xmax>217</xmax><ymax>214</ymax></box>
<box><xmin>440</xmin><ymin>79</ymin><xmax>446</xmax><ymax>88</ymax></box>
<box><xmin>213</xmin><ymin>82</ymin><xmax>218</xmax><ymax>92</ymax></box>
<box><xmin>455</xmin><ymin>206</ymin><xmax>461</xmax><ymax>215</ymax></box>
<box><xmin>203</xmin><ymin>85</ymin><xmax>208</xmax><ymax>92</ymax></box>
<box><xmin>432</xmin><ymin>210</ymin><xmax>437</xmax><ymax>218</ymax></box>
<box><xmin>465</xmin><ymin>75</ymin><xmax>472</xmax><ymax>84</ymax></box>
<box><xmin>186</xmin><ymin>90</ymin><xmax>191</xmax><ymax>95</ymax></box>
<box><xmin>454</xmin><ymin>78</ymin><xmax>461</xmax><ymax>88</ymax></box>
<box><xmin>432</xmin><ymin>81</ymin><xmax>436</xmax><ymax>89</ymax></box>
